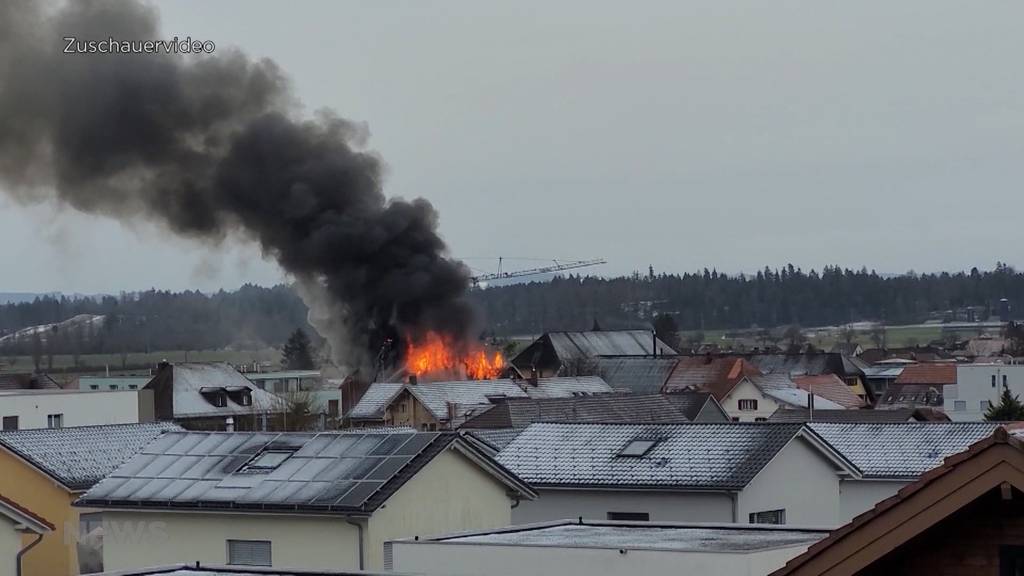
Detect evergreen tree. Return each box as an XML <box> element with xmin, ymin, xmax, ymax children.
<box><xmin>652</xmin><ymin>314</ymin><xmax>681</xmax><ymax>352</ymax></box>
<box><xmin>985</xmin><ymin>385</ymin><xmax>1024</xmax><ymax>421</ymax></box>
<box><xmin>281</xmin><ymin>328</ymin><xmax>315</xmax><ymax>370</ymax></box>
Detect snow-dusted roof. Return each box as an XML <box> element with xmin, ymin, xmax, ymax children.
<box><xmin>547</xmin><ymin>330</ymin><xmax>678</xmax><ymax>360</ymax></box>
<box><xmin>495</xmin><ymin>422</ymin><xmax>804</xmax><ymax>490</ymax></box>
<box><xmin>762</xmin><ymin>387</ymin><xmax>844</xmax><ymax>410</ymax></box>
<box><xmin>150</xmin><ymin>363</ymin><xmax>285</xmax><ymax>419</ymax></box>
<box><xmin>347</xmin><ymin>382</ymin><xmax>406</xmax><ymax>420</ymax></box>
<box><xmin>594</xmin><ymin>357</ymin><xmax>680</xmax><ymax>394</ymax></box>
<box><xmin>408</xmin><ymin>380</ymin><xmax>530</xmax><ymax>420</ymax></box>
<box><xmin>521</xmin><ymin>376</ymin><xmax>613</xmax><ymax>398</ymax></box>
<box><xmin>428</xmin><ymin>520</ymin><xmax>828</xmax><ymax>552</ymax></box>
<box><xmin>0</xmin><ymin>422</ymin><xmax>184</xmax><ymax>490</ymax></box>
<box><xmin>807</xmin><ymin>422</ymin><xmax>1001</xmax><ymax>479</ymax></box>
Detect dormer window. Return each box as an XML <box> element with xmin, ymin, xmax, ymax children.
<box><xmin>618</xmin><ymin>438</ymin><xmax>660</xmax><ymax>457</ymax></box>
<box><xmin>200</xmin><ymin>387</ymin><xmax>228</xmax><ymax>407</ymax></box>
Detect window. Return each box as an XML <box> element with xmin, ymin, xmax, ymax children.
<box><xmin>242</xmin><ymin>451</ymin><xmax>293</xmax><ymax>472</ymax></box>
<box><xmin>400</xmin><ymin>403</ymin><xmax>406</xmax><ymax>413</ymax></box>
<box><xmin>1000</xmin><ymin>545</ymin><xmax>1024</xmax><ymax>576</ymax></box>
<box><xmin>428</xmin><ymin>423</ymin><xmax>437</xmax><ymax>431</ymax></box>
<box><xmin>738</xmin><ymin>399</ymin><xmax>758</xmax><ymax>411</ymax></box>
<box><xmin>749</xmin><ymin>509</ymin><xmax>786</xmax><ymax>525</ymax></box>
<box><xmin>128</xmin><ymin>384</ymin><xmax>138</xmax><ymax>390</ymax></box>
<box><xmin>47</xmin><ymin>414</ymin><xmax>63</xmax><ymax>429</ymax></box>
<box><xmin>607</xmin><ymin>512</ymin><xmax>650</xmax><ymax>521</ymax></box>
<box><xmin>227</xmin><ymin>540</ymin><xmax>271</xmax><ymax>566</ymax></box>
<box><xmin>89</xmin><ymin>384</ymin><xmax>98</xmax><ymax>390</ymax></box>
<box><xmin>755</xmin><ymin>417</ymin><xmax>768</xmax><ymax>422</ymax></box>
<box><xmin>993</xmin><ymin>375</ymin><xmax>998</xmax><ymax>388</ymax></box>
<box><xmin>731</xmin><ymin>417</ymin><xmax>740</xmax><ymax>422</ymax></box>
<box><xmin>982</xmin><ymin>400</ymin><xmax>992</xmax><ymax>411</ymax></box>
<box><xmin>1005</xmin><ymin>375</ymin><xmax>1009</xmax><ymax>387</ymax></box>
<box><xmin>954</xmin><ymin>400</ymin><xmax>967</xmax><ymax>411</ymax></box>
<box><xmin>420</xmin><ymin>423</ymin><xmax>428</xmax><ymax>431</ymax></box>
<box><xmin>1</xmin><ymin>416</ymin><xmax>17</xmax><ymax>431</ymax></box>
<box><xmin>328</xmin><ymin>400</ymin><xmax>339</xmax><ymax>417</ymax></box>
<box><xmin>618</xmin><ymin>439</ymin><xmax>659</xmax><ymax>457</ymax></box>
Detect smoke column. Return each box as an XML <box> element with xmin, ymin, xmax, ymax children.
<box><xmin>0</xmin><ymin>0</ymin><xmax>476</xmax><ymax>367</ymax></box>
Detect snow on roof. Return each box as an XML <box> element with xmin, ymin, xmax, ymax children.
<box><xmin>495</xmin><ymin>422</ymin><xmax>804</xmax><ymax>490</ymax></box>
<box><xmin>431</xmin><ymin>521</ymin><xmax>828</xmax><ymax>553</ymax></box>
<box><xmin>347</xmin><ymin>382</ymin><xmax>406</xmax><ymax>420</ymax></box>
<box><xmin>153</xmin><ymin>363</ymin><xmax>284</xmax><ymax>419</ymax></box>
<box><xmin>522</xmin><ymin>376</ymin><xmax>613</xmax><ymax>398</ymax></box>
<box><xmin>807</xmin><ymin>422</ymin><xmax>1001</xmax><ymax>479</ymax></box>
<box><xmin>593</xmin><ymin>357</ymin><xmax>680</xmax><ymax>394</ymax></box>
<box><xmin>762</xmin><ymin>387</ymin><xmax>844</xmax><ymax>410</ymax></box>
<box><xmin>547</xmin><ymin>330</ymin><xmax>678</xmax><ymax>360</ymax></box>
<box><xmin>0</xmin><ymin>422</ymin><xmax>184</xmax><ymax>490</ymax></box>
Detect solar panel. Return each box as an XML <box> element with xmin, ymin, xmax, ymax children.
<box><xmin>341</xmin><ymin>435</ymin><xmax>387</xmax><ymax>457</ymax></box>
<box><xmin>366</xmin><ymin>456</ymin><xmax>414</xmax><ymax>481</ymax></box>
<box><xmin>346</xmin><ymin>456</ymin><xmax>385</xmax><ymax>480</ymax></box>
<box><xmin>393</xmin><ymin>432</ymin><xmax>438</xmax><ymax>455</ymax></box>
<box><xmin>369</xmin><ymin>433</ymin><xmax>414</xmax><ymax>456</ymax></box>
<box><xmin>332</xmin><ymin>480</ymin><xmax>384</xmax><ymax>508</ymax></box>
<box><xmin>317</xmin><ymin>435</ymin><xmax>362</xmax><ymax>457</ymax></box>
<box><xmin>312</xmin><ymin>480</ymin><xmax>355</xmax><ymax>504</ymax></box>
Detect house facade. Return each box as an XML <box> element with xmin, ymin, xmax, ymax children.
<box><xmin>0</xmin><ymin>389</ymin><xmax>153</xmax><ymax>431</ymax></box>
<box><xmin>143</xmin><ymin>363</ymin><xmax>285</xmax><ymax>430</ymax></box>
<box><xmin>947</xmin><ymin>364</ymin><xmax>1024</xmax><ymax>421</ymax></box>
<box><xmin>0</xmin><ymin>495</ymin><xmax>53</xmax><ymax>576</ymax></box>
<box><xmin>76</xmin><ymin>430</ymin><xmax>534</xmax><ymax>572</ymax></box>
<box><xmin>0</xmin><ymin>422</ymin><xmax>181</xmax><ymax>576</ymax></box>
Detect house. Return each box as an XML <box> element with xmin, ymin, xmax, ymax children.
<box><xmin>662</xmin><ymin>356</ymin><xmax>760</xmax><ymax>394</ymax></box>
<box><xmin>0</xmin><ymin>422</ymin><xmax>183</xmax><ymax>576</ymax></box>
<box><xmin>460</xmin><ymin>392</ymin><xmax>727</xmax><ymax>429</ymax></box>
<box><xmin>772</xmin><ymin>427</ymin><xmax>1024</xmax><ymax>576</ymax></box>
<box><xmin>0</xmin><ymin>388</ymin><xmax>154</xmax><ymax>431</ymax></box>
<box><xmin>78</xmin><ymin>376</ymin><xmax>151</xmax><ymax>392</ymax></box>
<box><xmin>495</xmin><ymin>422</ymin><xmax>859</xmax><ymax>526</ymax></box>
<box><xmin>859</xmin><ymin>363</ymin><xmax>906</xmax><ymax>395</ymax></box>
<box><xmin>699</xmin><ymin>371</ymin><xmax>845</xmax><ymax>422</ymax></box>
<box><xmin>143</xmin><ymin>363</ymin><xmax>285</xmax><ymax>430</ymax></box>
<box><xmin>0</xmin><ymin>494</ymin><xmax>53</xmax><ymax>576</ymax></box>
<box><xmin>346</xmin><ymin>376</ymin><xmax>613</xmax><ymax>430</ymax></box>
<box><xmin>875</xmin><ymin>362</ymin><xmax>955</xmax><ymax>412</ymax></box>
<box><xmin>805</xmin><ymin>422</ymin><xmax>1000</xmax><ymax>522</ymax></box>
<box><xmin>510</xmin><ymin>331</ymin><xmax>677</xmax><ymax>378</ymax></box>
<box><xmin>947</xmin><ymin>364</ymin><xmax>1024</xmax><ymax>421</ymax></box>
<box><xmin>389</xmin><ymin>519</ymin><xmax>831</xmax><ymax>576</ymax></box>
<box><xmin>75</xmin><ymin>430</ymin><xmax>536</xmax><ymax>573</ymax></box>
<box><xmin>743</xmin><ymin>353</ymin><xmax>873</xmax><ymax>404</ymax></box>
<box><xmin>769</xmin><ymin>408</ymin><xmax>949</xmax><ymax>423</ymax></box>
<box><xmin>593</xmin><ymin>357</ymin><xmax>680</xmax><ymax>394</ymax></box>
<box><xmin>0</xmin><ymin>373</ymin><xmax>60</xmax><ymax>391</ymax></box>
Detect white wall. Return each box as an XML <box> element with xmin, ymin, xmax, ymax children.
<box><xmin>720</xmin><ymin>379</ymin><xmax>780</xmax><ymax>422</ymax></box>
<box><xmin>0</xmin><ymin>389</ymin><xmax>152</xmax><ymax>430</ymax></box>
<box><xmin>391</xmin><ymin>540</ymin><xmax>814</xmax><ymax>576</ymax></box>
<box><xmin>947</xmin><ymin>365</ymin><xmax>1024</xmax><ymax>421</ymax></box>
<box><xmin>512</xmin><ymin>490</ymin><xmax>733</xmax><ymax>525</ymax></box>
<box><xmin>101</xmin><ymin>511</ymin><xmax>361</xmax><ymax>572</ymax></box>
<box><xmin>739</xmin><ymin>438</ymin><xmax>842</xmax><ymax>526</ymax></box>
<box><xmin>838</xmin><ymin>479</ymin><xmax>908</xmax><ymax>522</ymax></box>
<box><xmin>0</xmin><ymin>516</ymin><xmax>19</xmax><ymax>576</ymax></box>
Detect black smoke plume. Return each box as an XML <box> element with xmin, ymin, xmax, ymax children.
<box><xmin>0</xmin><ymin>0</ymin><xmax>476</xmax><ymax>367</ymax></box>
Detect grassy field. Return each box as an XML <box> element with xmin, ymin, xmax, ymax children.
<box><xmin>0</xmin><ymin>348</ymin><xmax>280</xmax><ymax>375</ymax></box>
<box><xmin>683</xmin><ymin>324</ymin><xmax>997</xmax><ymax>351</ymax></box>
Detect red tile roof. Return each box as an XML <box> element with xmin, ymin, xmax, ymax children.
<box><xmin>0</xmin><ymin>493</ymin><xmax>54</xmax><ymax>531</ymax></box>
<box><xmin>792</xmin><ymin>374</ymin><xmax>865</xmax><ymax>409</ymax></box>
<box><xmin>894</xmin><ymin>363</ymin><xmax>956</xmax><ymax>386</ymax></box>
<box><xmin>664</xmin><ymin>356</ymin><xmax>761</xmax><ymax>400</ymax></box>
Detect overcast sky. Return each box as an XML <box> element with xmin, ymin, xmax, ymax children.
<box><xmin>3</xmin><ymin>1</ymin><xmax>1023</xmax><ymax>293</ymax></box>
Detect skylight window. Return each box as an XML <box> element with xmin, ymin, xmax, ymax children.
<box><xmin>243</xmin><ymin>450</ymin><xmax>294</xmax><ymax>471</ymax></box>
<box><xmin>618</xmin><ymin>439</ymin><xmax>660</xmax><ymax>457</ymax></box>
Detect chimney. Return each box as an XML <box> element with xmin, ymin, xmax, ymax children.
<box><xmin>408</xmin><ymin>374</ymin><xmax>418</xmax><ymax>385</ymax></box>
<box><xmin>652</xmin><ymin>331</ymin><xmax>657</xmax><ymax>357</ymax></box>
<box><xmin>528</xmin><ymin>367</ymin><xmax>539</xmax><ymax>387</ymax></box>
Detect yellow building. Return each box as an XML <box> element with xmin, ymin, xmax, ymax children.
<box><xmin>0</xmin><ymin>422</ymin><xmax>182</xmax><ymax>576</ymax></box>
<box><xmin>76</xmin><ymin>430</ymin><xmax>536</xmax><ymax>572</ymax></box>
<box><xmin>0</xmin><ymin>494</ymin><xmax>52</xmax><ymax>576</ymax></box>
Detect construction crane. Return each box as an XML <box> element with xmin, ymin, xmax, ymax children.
<box><xmin>470</xmin><ymin>257</ymin><xmax>606</xmax><ymax>285</ymax></box>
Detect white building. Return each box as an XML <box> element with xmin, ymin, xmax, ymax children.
<box><xmin>946</xmin><ymin>364</ymin><xmax>1024</xmax><ymax>421</ymax></box>
<box><xmin>0</xmin><ymin>389</ymin><xmax>154</xmax><ymax>431</ymax></box>
<box><xmin>75</xmin><ymin>430</ymin><xmax>535</xmax><ymax>573</ymax></box>
<box><xmin>495</xmin><ymin>422</ymin><xmax>1002</xmax><ymax>527</ymax></box>
<box><xmin>389</xmin><ymin>520</ymin><xmax>830</xmax><ymax>576</ymax></box>
<box><xmin>0</xmin><ymin>494</ymin><xmax>53</xmax><ymax>576</ymax></box>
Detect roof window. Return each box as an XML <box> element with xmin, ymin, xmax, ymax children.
<box><xmin>618</xmin><ymin>438</ymin><xmax>660</xmax><ymax>457</ymax></box>
<box><xmin>242</xmin><ymin>450</ymin><xmax>294</xmax><ymax>472</ymax></box>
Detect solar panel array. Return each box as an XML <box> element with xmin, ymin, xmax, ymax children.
<box><xmin>80</xmin><ymin>431</ymin><xmax>442</xmax><ymax>512</ymax></box>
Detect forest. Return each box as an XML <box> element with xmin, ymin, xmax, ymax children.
<box><xmin>1</xmin><ymin>264</ymin><xmax>1022</xmax><ymax>357</ymax></box>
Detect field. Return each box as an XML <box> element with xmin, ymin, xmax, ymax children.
<box><xmin>0</xmin><ymin>348</ymin><xmax>280</xmax><ymax>375</ymax></box>
<box><xmin>683</xmin><ymin>323</ymin><xmax>999</xmax><ymax>351</ymax></box>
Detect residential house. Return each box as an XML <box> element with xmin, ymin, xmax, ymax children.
<box><xmin>876</xmin><ymin>362</ymin><xmax>954</xmax><ymax>412</ymax></box>
<box><xmin>743</xmin><ymin>353</ymin><xmax>873</xmax><ymax>404</ymax></box>
<box><xmin>791</xmin><ymin>375</ymin><xmax>866</xmax><ymax>409</ymax></box>
<box><xmin>75</xmin><ymin>430</ymin><xmax>535</xmax><ymax>573</ymax></box>
<box><xmin>805</xmin><ymin>422</ymin><xmax>1000</xmax><ymax>522</ymax></box>
<box><xmin>78</xmin><ymin>377</ymin><xmax>151</xmax><ymax>392</ymax></box>
<box><xmin>772</xmin><ymin>427</ymin><xmax>1024</xmax><ymax>576</ymax></box>
<box><xmin>695</xmin><ymin>371</ymin><xmax>845</xmax><ymax>422</ymax></box>
<box><xmin>244</xmin><ymin>370</ymin><xmax>340</xmax><ymax>421</ymax></box>
<box><xmin>662</xmin><ymin>356</ymin><xmax>759</xmax><ymax>394</ymax></box>
<box><xmin>91</xmin><ymin>566</ymin><xmax>397</xmax><ymax>576</ymax></box>
<box><xmin>769</xmin><ymin>408</ymin><xmax>949</xmax><ymax>423</ymax></box>
<box><xmin>859</xmin><ymin>346</ymin><xmax>951</xmax><ymax>365</ymax></box>
<box><xmin>346</xmin><ymin>376</ymin><xmax>613</xmax><ymax>430</ymax></box>
<box><xmin>859</xmin><ymin>362</ymin><xmax>907</xmax><ymax>395</ymax></box>
<box><xmin>0</xmin><ymin>494</ymin><xmax>53</xmax><ymax>576</ymax></box>
<box><xmin>593</xmin><ymin>357</ymin><xmax>680</xmax><ymax>394</ymax></box>
<box><xmin>143</xmin><ymin>363</ymin><xmax>285</xmax><ymax>430</ymax></box>
<box><xmin>389</xmin><ymin>520</ymin><xmax>831</xmax><ymax>576</ymax></box>
<box><xmin>460</xmin><ymin>392</ymin><xmax>727</xmax><ymax>430</ymax></box>
<box><xmin>495</xmin><ymin>422</ymin><xmax>859</xmax><ymax>526</ymax></box>
<box><xmin>947</xmin><ymin>364</ymin><xmax>1024</xmax><ymax>421</ymax></box>
<box><xmin>0</xmin><ymin>373</ymin><xmax>60</xmax><ymax>391</ymax></box>
<box><xmin>0</xmin><ymin>389</ymin><xmax>154</xmax><ymax>431</ymax></box>
<box><xmin>0</xmin><ymin>422</ymin><xmax>183</xmax><ymax>576</ymax></box>
<box><xmin>510</xmin><ymin>331</ymin><xmax>677</xmax><ymax>378</ymax></box>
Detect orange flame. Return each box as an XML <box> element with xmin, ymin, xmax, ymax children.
<box><xmin>406</xmin><ymin>332</ymin><xmax>504</xmax><ymax>380</ymax></box>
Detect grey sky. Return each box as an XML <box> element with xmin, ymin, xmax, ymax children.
<box><xmin>3</xmin><ymin>1</ymin><xmax>1023</xmax><ymax>293</ymax></box>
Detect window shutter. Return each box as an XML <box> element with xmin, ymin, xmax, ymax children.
<box><xmin>227</xmin><ymin>540</ymin><xmax>272</xmax><ymax>566</ymax></box>
<box><xmin>383</xmin><ymin>541</ymin><xmax>394</xmax><ymax>571</ymax></box>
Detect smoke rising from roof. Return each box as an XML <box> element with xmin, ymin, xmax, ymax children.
<box><xmin>0</xmin><ymin>0</ymin><xmax>476</xmax><ymax>367</ymax></box>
